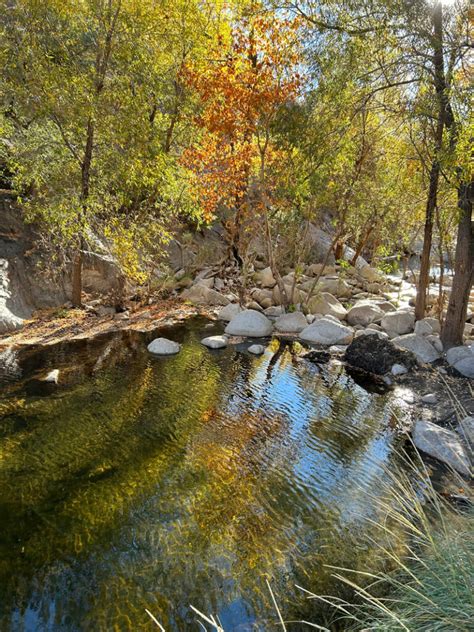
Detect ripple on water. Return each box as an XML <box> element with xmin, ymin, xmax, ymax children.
<box><xmin>0</xmin><ymin>318</ymin><xmax>404</xmax><ymax>631</ymax></box>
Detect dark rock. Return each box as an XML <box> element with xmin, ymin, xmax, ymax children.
<box><xmin>344</xmin><ymin>334</ymin><xmax>417</xmax><ymax>375</ymax></box>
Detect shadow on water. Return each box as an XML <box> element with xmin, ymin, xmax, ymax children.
<box><xmin>0</xmin><ymin>317</ymin><xmax>407</xmax><ymax>631</ymax></box>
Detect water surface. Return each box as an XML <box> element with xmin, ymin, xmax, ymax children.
<box><xmin>0</xmin><ymin>318</ymin><xmax>405</xmax><ymax>630</ymax></box>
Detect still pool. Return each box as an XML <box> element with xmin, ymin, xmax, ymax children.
<box><xmin>0</xmin><ymin>318</ymin><xmax>407</xmax><ymax>631</ymax></box>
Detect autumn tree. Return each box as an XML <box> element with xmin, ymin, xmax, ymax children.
<box><xmin>182</xmin><ymin>7</ymin><xmax>303</xmax><ymax>304</ymax></box>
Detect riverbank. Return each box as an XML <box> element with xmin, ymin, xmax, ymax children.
<box><xmin>0</xmin><ymin>300</ymin><xmax>214</xmax><ymax>348</ymax></box>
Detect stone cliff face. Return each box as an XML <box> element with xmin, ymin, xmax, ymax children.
<box><xmin>0</xmin><ymin>191</ymin><xmax>121</xmax><ymax>333</ymax></box>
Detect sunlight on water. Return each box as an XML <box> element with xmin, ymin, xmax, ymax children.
<box><xmin>0</xmin><ymin>318</ymin><xmax>406</xmax><ymax>631</ymax></box>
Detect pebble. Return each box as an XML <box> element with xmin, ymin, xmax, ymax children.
<box><xmin>391</xmin><ymin>363</ymin><xmax>408</xmax><ymax>376</ymax></box>
<box><xmin>248</xmin><ymin>344</ymin><xmax>265</xmax><ymax>355</ymax></box>
<box><xmin>421</xmin><ymin>393</ymin><xmax>437</xmax><ymax>405</ymax></box>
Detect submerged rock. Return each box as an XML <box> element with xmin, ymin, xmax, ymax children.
<box><xmin>344</xmin><ymin>335</ymin><xmax>417</xmax><ymax>375</ymax></box>
<box><xmin>201</xmin><ymin>335</ymin><xmax>228</xmax><ymax>349</ymax></box>
<box><xmin>147</xmin><ymin>338</ymin><xmax>181</xmax><ymax>355</ymax></box>
<box><xmin>300</xmin><ymin>318</ymin><xmax>354</xmax><ymax>346</ymax></box>
<box><xmin>225</xmin><ymin>309</ymin><xmax>273</xmax><ymax>337</ymax></box>
<box><xmin>412</xmin><ymin>419</ymin><xmax>471</xmax><ymax>476</ymax></box>
<box><xmin>248</xmin><ymin>344</ymin><xmax>265</xmax><ymax>355</ymax></box>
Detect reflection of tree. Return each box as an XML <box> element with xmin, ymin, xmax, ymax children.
<box><xmin>0</xmin><ymin>326</ymin><xmax>405</xmax><ymax>631</ymax></box>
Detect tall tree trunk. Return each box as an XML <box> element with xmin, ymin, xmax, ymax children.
<box><xmin>416</xmin><ymin>162</ymin><xmax>440</xmax><ymax>319</ymax></box>
<box><xmin>440</xmin><ymin>184</ymin><xmax>473</xmax><ymax>349</ymax></box>
<box><xmin>415</xmin><ymin>2</ymin><xmax>446</xmax><ymax>320</ymax></box>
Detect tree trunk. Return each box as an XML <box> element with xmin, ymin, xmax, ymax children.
<box><xmin>440</xmin><ymin>184</ymin><xmax>473</xmax><ymax>349</ymax></box>
<box><xmin>71</xmin><ymin>245</ymin><xmax>83</xmax><ymax>308</ymax></box>
<box><xmin>415</xmin><ymin>1</ymin><xmax>446</xmax><ymax>321</ymax></box>
<box><xmin>415</xmin><ymin>162</ymin><xmax>440</xmax><ymax>319</ymax></box>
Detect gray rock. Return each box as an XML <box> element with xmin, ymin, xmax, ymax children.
<box><xmin>194</xmin><ymin>277</ymin><xmax>214</xmax><ymax>289</ymax></box>
<box><xmin>392</xmin><ymin>333</ymin><xmax>440</xmax><ymax>363</ymax></box>
<box><xmin>453</xmin><ymin>356</ymin><xmax>474</xmax><ymax>378</ymax></box>
<box><xmin>218</xmin><ymin>303</ymin><xmax>242</xmax><ymax>321</ymax></box>
<box><xmin>458</xmin><ymin>416</ymin><xmax>474</xmax><ymax>447</ymax></box>
<box><xmin>255</xmin><ymin>266</ymin><xmax>276</xmax><ymax>288</ymax></box>
<box><xmin>391</xmin><ymin>363</ymin><xmax>408</xmax><ymax>376</ymax></box>
<box><xmin>412</xmin><ymin>419</ymin><xmax>471</xmax><ymax>476</ymax></box>
<box><xmin>182</xmin><ymin>284</ymin><xmax>230</xmax><ymax>307</ymax></box>
<box><xmin>274</xmin><ymin>311</ymin><xmax>308</xmax><ymax>333</ymax></box>
<box><xmin>201</xmin><ymin>335</ymin><xmax>228</xmax><ymax>349</ymax></box>
<box><xmin>147</xmin><ymin>338</ymin><xmax>181</xmax><ymax>355</ymax></box>
<box><xmin>248</xmin><ymin>344</ymin><xmax>265</xmax><ymax>355</ymax></box>
<box><xmin>375</xmin><ymin>300</ymin><xmax>397</xmax><ymax>313</ymax></box>
<box><xmin>421</xmin><ymin>393</ymin><xmax>437</xmax><ymax>404</ymax></box>
<box><xmin>225</xmin><ymin>309</ymin><xmax>273</xmax><ymax>337</ymax></box>
<box><xmin>354</xmin><ymin>329</ymin><xmax>389</xmax><ymax>339</ymax></box>
<box><xmin>427</xmin><ymin>335</ymin><xmax>443</xmax><ymax>353</ymax></box>
<box><xmin>264</xmin><ymin>305</ymin><xmax>284</xmax><ymax>319</ymax></box>
<box><xmin>359</xmin><ymin>266</ymin><xmax>381</xmax><ymax>283</ymax></box>
<box><xmin>306</xmin><ymin>292</ymin><xmax>347</xmax><ymax>320</ymax></box>
<box><xmin>246</xmin><ymin>300</ymin><xmax>263</xmax><ymax>312</ymax></box>
<box><xmin>445</xmin><ymin>345</ymin><xmax>474</xmax><ymax>378</ymax></box>
<box><xmin>300</xmin><ymin>318</ymin><xmax>354</xmax><ymax>346</ymax></box>
<box><xmin>381</xmin><ymin>310</ymin><xmax>415</xmax><ymax>335</ymax></box>
<box><xmin>346</xmin><ymin>301</ymin><xmax>385</xmax><ymax>327</ymax></box>
<box><xmin>414</xmin><ymin>319</ymin><xmax>434</xmax><ymax>336</ymax></box>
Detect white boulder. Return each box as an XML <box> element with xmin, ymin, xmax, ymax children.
<box><xmin>392</xmin><ymin>333</ymin><xmax>440</xmax><ymax>363</ymax></box>
<box><xmin>446</xmin><ymin>345</ymin><xmax>474</xmax><ymax>377</ymax></box>
<box><xmin>306</xmin><ymin>292</ymin><xmax>347</xmax><ymax>320</ymax></box>
<box><xmin>412</xmin><ymin>420</ymin><xmax>470</xmax><ymax>476</ymax></box>
<box><xmin>225</xmin><ymin>309</ymin><xmax>273</xmax><ymax>337</ymax></box>
<box><xmin>218</xmin><ymin>303</ymin><xmax>242</xmax><ymax>322</ymax></box>
<box><xmin>299</xmin><ymin>318</ymin><xmax>354</xmax><ymax>346</ymax></box>
<box><xmin>381</xmin><ymin>310</ymin><xmax>415</xmax><ymax>335</ymax></box>
<box><xmin>274</xmin><ymin>311</ymin><xmax>308</xmax><ymax>334</ymax></box>
<box><xmin>147</xmin><ymin>338</ymin><xmax>181</xmax><ymax>355</ymax></box>
<box><xmin>201</xmin><ymin>335</ymin><xmax>228</xmax><ymax>349</ymax></box>
<box><xmin>346</xmin><ymin>301</ymin><xmax>385</xmax><ymax>327</ymax></box>
<box><xmin>248</xmin><ymin>344</ymin><xmax>265</xmax><ymax>355</ymax></box>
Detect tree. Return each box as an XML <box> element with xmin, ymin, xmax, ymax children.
<box><xmin>1</xmin><ymin>0</ymin><xmax>210</xmax><ymax>305</ymax></box>
<box><xmin>182</xmin><ymin>7</ymin><xmax>303</xmax><ymax>303</ymax></box>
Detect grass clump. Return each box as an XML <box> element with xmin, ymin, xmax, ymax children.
<box><xmin>302</xmin><ymin>452</ymin><xmax>473</xmax><ymax>632</ymax></box>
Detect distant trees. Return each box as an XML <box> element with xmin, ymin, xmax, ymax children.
<box><xmin>0</xmin><ymin>0</ymin><xmax>212</xmax><ymax>304</ymax></box>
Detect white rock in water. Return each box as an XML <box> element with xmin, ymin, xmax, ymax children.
<box><xmin>201</xmin><ymin>335</ymin><xmax>228</xmax><ymax>349</ymax></box>
<box><xmin>412</xmin><ymin>419</ymin><xmax>470</xmax><ymax>476</ymax></box>
<box><xmin>274</xmin><ymin>311</ymin><xmax>307</xmax><ymax>333</ymax></box>
<box><xmin>391</xmin><ymin>363</ymin><xmax>408</xmax><ymax>376</ymax></box>
<box><xmin>300</xmin><ymin>317</ymin><xmax>354</xmax><ymax>346</ymax></box>
<box><xmin>44</xmin><ymin>369</ymin><xmax>59</xmax><ymax>383</ymax></box>
<box><xmin>381</xmin><ymin>310</ymin><xmax>415</xmax><ymax>335</ymax></box>
<box><xmin>225</xmin><ymin>309</ymin><xmax>273</xmax><ymax>337</ymax></box>
<box><xmin>248</xmin><ymin>344</ymin><xmax>265</xmax><ymax>355</ymax></box>
<box><xmin>392</xmin><ymin>333</ymin><xmax>440</xmax><ymax>363</ymax></box>
<box><xmin>421</xmin><ymin>393</ymin><xmax>437</xmax><ymax>404</ymax></box>
<box><xmin>218</xmin><ymin>303</ymin><xmax>242</xmax><ymax>321</ymax></box>
<box><xmin>147</xmin><ymin>337</ymin><xmax>181</xmax><ymax>355</ymax></box>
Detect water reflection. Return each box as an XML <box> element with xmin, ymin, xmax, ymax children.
<box><xmin>0</xmin><ymin>318</ymin><xmax>404</xmax><ymax>630</ymax></box>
